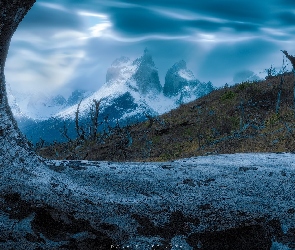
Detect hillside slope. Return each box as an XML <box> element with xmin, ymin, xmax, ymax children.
<box><xmin>38</xmin><ymin>71</ymin><xmax>295</xmax><ymax>161</ymax></box>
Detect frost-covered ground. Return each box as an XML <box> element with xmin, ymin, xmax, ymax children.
<box><xmin>1</xmin><ymin>152</ymin><xmax>295</xmax><ymax>249</ymax></box>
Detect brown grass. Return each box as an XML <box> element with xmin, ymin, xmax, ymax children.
<box><xmin>37</xmin><ymin>72</ymin><xmax>295</xmax><ymax>162</ymax></box>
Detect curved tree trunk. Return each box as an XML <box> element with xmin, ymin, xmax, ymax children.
<box><xmin>0</xmin><ymin>0</ymin><xmax>40</xmax><ymax>166</ymax></box>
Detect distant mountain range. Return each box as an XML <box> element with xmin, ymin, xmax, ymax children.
<box><xmin>10</xmin><ymin>49</ymin><xmax>214</xmax><ymax>143</ymax></box>
<box><xmin>9</xmin><ymin>89</ymin><xmax>93</xmax><ymax>120</ymax></box>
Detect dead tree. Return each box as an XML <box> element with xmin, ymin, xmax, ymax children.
<box><xmin>1</xmin><ymin>4</ymin><xmax>295</xmax><ymax>248</ymax></box>
<box><xmin>239</xmin><ymin>99</ymin><xmax>245</xmax><ymax>131</ymax></box>
<box><xmin>281</xmin><ymin>50</ymin><xmax>295</xmax><ymax>118</ymax></box>
<box><xmin>276</xmin><ymin>75</ymin><xmax>284</xmax><ymax>115</ymax></box>
<box><xmin>89</xmin><ymin>99</ymin><xmax>101</xmax><ymax>140</ymax></box>
<box><xmin>75</xmin><ymin>99</ymin><xmax>85</xmax><ymax>140</ymax></box>
<box><xmin>60</xmin><ymin>121</ymin><xmax>72</xmax><ymax>142</ymax></box>
<box><xmin>282</xmin><ymin>50</ymin><xmax>295</xmax><ymax>69</ymax></box>
<box><xmin>144</xmin><ymin>113</ymin><xmax>155</xmax><ymax>128</ymax></box>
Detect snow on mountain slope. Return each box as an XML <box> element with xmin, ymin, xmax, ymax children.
<box><xmin>131</xmin><ymin>48</ymin><xmax>162</xmax><ymax>95</ymax></box>
<box><xmin>8</xmin><ymin>90</ymin><xmax>66</xmax><ymax>120</ymax></box>
<box><xmin>56</xmin><ymin>57</ymin><xmax>137</xmax><ymax>119</ymax></box>
<box><xmin>56</xmin><ymin>51</ymin><xmax>177</xmax><ymax>121</ymax></box>
<box><xmin>164</xmin><ymin>60</ymin><xmax>214</xmax><ymax>104</ymax></box>
<box><xmin>9</xmin><ymin>89</ymin><xmax>93</xmax><ymax>120</ymax></box>
<box><xmin>6</xmin><ymin>83</ymin><xmax>27</xmax><ymax>119</ymax></box>
<box><xmin>106</xmin><ymin>56</ymin><xmax>136</xmax><ymax>84</ymax></box>
<box><xmin>13</xmin><ymin>50</ymin><xmax>214</xmax><ymax>143</ymax></box>
<box><xmin>27</xmin><ymin>93</ymin><xmax>66</xmax><ymax>119</ymax></box>
<box><xmin>10</xmin><ymin>50</ymin><xmax>212</xmax><ymax>123</ymax></box>
<box><xmin>178</xmin><ymin>68</ymin><xmax>195</xmax><ymax>81</ymax></box>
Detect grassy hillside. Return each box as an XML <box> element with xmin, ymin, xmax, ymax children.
<box><xmin>37</xmin><ymin>71</ymin><xmax>295</xmax><ymax>162</ymax></box>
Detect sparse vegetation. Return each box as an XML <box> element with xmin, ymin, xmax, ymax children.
<box><xmin>221</xmin><ymin>90</ymin><xmax>236</xmax><ymax>101</ymax></box>
<box><xmin>37</xmin><ymin>63</ymin><xmax>295</xmax><ymax>162</ymax></box>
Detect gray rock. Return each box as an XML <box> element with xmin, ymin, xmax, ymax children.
<box><xmin>164</xmin><ymin>60</ymin><xmax>192</xmax><ymax>97</ymax></box>
<box><xmin>163</xmin><ymin>60</ymin><xmax>214</xmax><ymax>103</ymax></box>
<box><xmin>1</xmin><ymin>154</ymin><xmax>295</xmax><ymax>249</ymax></box>
<box><xmin>131</xmin><ymin>48</ymin><xmax>162</xmax><ymax>95</ymax></box>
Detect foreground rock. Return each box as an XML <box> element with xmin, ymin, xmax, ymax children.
<box><xmin>0</xmin><ymin>153</ymin><xmax>295</xmax><ymax>249</ymax></box>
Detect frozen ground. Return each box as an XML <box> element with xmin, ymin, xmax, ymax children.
<box><xmin>1</xmin><ymin>152</ymin><xmax>295</xmax><ymax>248</ymax></box>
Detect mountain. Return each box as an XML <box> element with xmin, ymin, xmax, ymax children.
<box><xmin>57</xmin><ymin>50</ymin><xmax>213</xmax><ymax>121</ymax></box>
<box><xmin>9</xmin><ymin>88</ymin><xmax>94</xmax><ymax>121</ymax></box>
<box><xmin>164</xmin><ymin>60</ymin><xmax>193</xmax><ymax>97</ymax></box>
<box><xmin>130</xmin><ymin>48</ymin><xmax>162</xmax><ymax>95</ymax></box>
<box><xmin>66</xmin><ymin>89</ymin><xmax>94</xmax><ymax>107</ymax></box>
<box><xmin>38</xmin><ymin>71</ymin><xmax>295</xmax><ymax>162</ymax></box>
<box><xmin>8</xmin><ymin>89</ymin><xmax>93</xmax><ymax>143</ymax></box>
<box><xmin>106</xmin><ymin>56</ymin><xmax>134</xmax><ymax>83</ymax></box>
<box><xmin>164</xmin><ymin>60</ymin><xmax>214</xmax><ymax>104</ymax></box>
<box><xmin>13</xmin><ymin>50</ymin><xmax>214</xmax><ymax>144</ymax></box>
<box><xmin>105</xmin><ymin>50</ymin><xmax>161</xmax><ymax>96</ymax></box>
<box><xmin>6</xmin><ymin>83</ymin><xmax>26</xmax><ymax>119</ymax></box>
<box><xmin>55</xmin><ymin>49</ymin><xmax>176</xmax><ymax>122</ymax></box>
<box><xmin>233</xmin><ymin>70</ymin><xmax>261</xmax><ymax>84</ymax></box>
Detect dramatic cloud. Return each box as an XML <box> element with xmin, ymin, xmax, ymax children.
<box><xmin>18</xmin><ymin>3</ymin><xmax>83</xmax><ymax>31</ymax></box>
<box><xmin>5</xmin><ymin>0</ymin><xmax>295</xmax><ymax>99</ymax></box>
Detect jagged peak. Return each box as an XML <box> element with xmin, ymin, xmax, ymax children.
<box><xmin>106</xmin><ymin>56</ymin><xmax>135</xmax><ymax>83</ymax></box>
<box><xmin>166</xmin><ymin>60</ymin><xmax>195</xmax><ymax>81</ymax></box>
<box><xmin>133</xmin><ymin>48</ymin><xmax>155</xmax><ymax>67</ymax></box>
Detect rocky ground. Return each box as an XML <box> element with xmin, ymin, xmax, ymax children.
<box><xmin>0</xmin><ymin>152</ymin><xmax>295</xmax><ymax>249</ymax></box>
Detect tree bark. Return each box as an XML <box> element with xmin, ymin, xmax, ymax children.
<box><xmin>282</xmin><ymin>50</ymin><xmax>295</xmax><ymax>118</ymax></box>
<box><xmin>0</xmin><ymin>1</ymin><xmax>39</xmax><ymax>164</ymax></box>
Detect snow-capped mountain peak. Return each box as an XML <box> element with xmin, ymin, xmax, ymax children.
<box><xmin>163</xmin><ymin>60</ymin><xmax>214</xmax><ymax>104</ymax></box>
<box><xmin>131</xmin><ymin>48</ymin><xmax>162</xmax><ymax>95</ymax></box>
<box><xmin>106</xmin><ymin>56</ymin><xmax>136</xmax><ymax>84</ymax></box>
<box><xmin>6</xmin><ymin>83</ymin><xmax>27</xmax><ymax>119</ymax></box>
<box><xmin>178</xmin><ymin>69</ymin><xmax>195</xmax><ymax>81</ymax></box>
<box><xmin>56</xmin><ymin>51</ymin><xmax>175</xmax><ymax>121</ymax></box>
<box><xmin>164</xmin><ymin>60</ymin><xmax>198</xmax><ymax>97</ymax></box>
<box><xmin>13</xmin><ymin>50</ymin><xmax>214</xmax><ymax>143</ymax></box>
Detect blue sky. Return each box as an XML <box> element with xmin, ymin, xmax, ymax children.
<box><xmin>5</xmin><ymin>0</ymin><xmax>295</xmax><ymax>97</ymax></box>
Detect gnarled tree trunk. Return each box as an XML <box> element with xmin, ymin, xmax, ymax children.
<box><xmin>282</xmin><ymin>50</ymin><xmax>295</xmax><ymax>119</ymax></box>
<box><xmin>0</xmin><ymin>0</ymin><xmax>40</xmax><ymax>166</ymax></box>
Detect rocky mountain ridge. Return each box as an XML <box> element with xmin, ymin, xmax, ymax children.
<box><xmin>12</xmin><ymin>49</ymin><xmax>214</xmax><ymax>143</ymax></box>
<box><xmin>9</xmin><ymin>89</ymin><xmax>93</xmax><ymax>120</ymax></box>
<box><xmin>54</xmin><ymin>49</ymin><xmax>214</xmax><ymax>120</ymax></box>
<box><xmin>164</xmin><ymin>60</ymin><xmax>214</xmax><ymax>104</ymax></box>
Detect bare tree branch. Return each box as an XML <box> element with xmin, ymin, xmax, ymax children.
<box><xmin>281</xmin><ymin>50</ymin><xmax>295</xmax><ymax>70</ymax></box>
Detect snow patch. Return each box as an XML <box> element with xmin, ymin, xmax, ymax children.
<box><xmin>271</xmin><ymin>241</ymin><xmax>291</xmax><ymax>250</ymax></box>
<box><xmin>178</xmin><ymin>69</ymin><xmax>195</xmax><ymax>81</ymax></box>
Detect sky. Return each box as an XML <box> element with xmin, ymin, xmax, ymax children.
<box><xmin>5</xmin><ymin>0</ymin><xmax>295</xmax><ymax>98</ymax></box>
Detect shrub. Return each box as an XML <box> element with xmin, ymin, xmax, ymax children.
<box><xmin>221</xmin><ymin>91</ymin><xmax>236</xmax><ymax>101</ymax></box>
<box><xmin>237</xmin><ymin>82</ymin><xmax>251</xmax><ymax>91</ymax></box>
<box><xmin>266</xmin><ymin>113</ymin><xmax>280</xmax><ymax>127</ymax></box>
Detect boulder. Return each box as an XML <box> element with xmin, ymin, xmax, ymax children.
<box><xmin>0</xmin><ymin>154</ymin><xmax>295</xmax><ymax>249</ymax></box>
